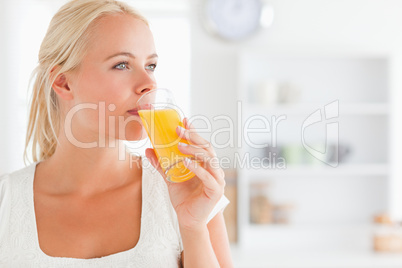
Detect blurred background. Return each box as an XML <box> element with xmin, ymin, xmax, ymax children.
<box><xmin>1</xmin><ymin>0</ymin><xmax>402</xmax><ymax>267</ymax></box>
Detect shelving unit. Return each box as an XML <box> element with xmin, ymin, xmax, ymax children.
<box><xmin>236</xmin><ymin>48</ymin><xmax>392</xmax><ymax>256</ymax></box>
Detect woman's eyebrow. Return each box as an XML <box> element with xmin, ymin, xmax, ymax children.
<box><xmin>148</xmin><ymin>53</ymin><xmax>158</xmax><ymax>59</ymax></box>
<box><xmin>104</xmin><ymin>52</ymin><xmax>158</xmax><ymax>61</ymax></box>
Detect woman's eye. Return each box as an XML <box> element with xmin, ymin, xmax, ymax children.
<box><xmin>146</xmin><ymin>64</ymin><xmax>157</xmax><ymax>72</ymax></box>
<box><xmin>114</xmin><ymin>62</ymin><xmax>129</xmax><ymax>70</ymax></box>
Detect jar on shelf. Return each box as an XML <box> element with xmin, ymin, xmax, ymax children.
<box><xmin>250</xmin><ymin>183</ymin><xmax>273</xmax><ymax>224</ymax></box>
<box><xmin>373</xmin><ymin>213</ymin><xmax>402</xmax><ymax>253</ymax></box>
<box><xmin>273</xmin><ymin>203</ymin><xmax>295</xmax><ymax>224</ymax></box>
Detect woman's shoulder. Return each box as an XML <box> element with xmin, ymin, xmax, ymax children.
<box><xmin>0</xmin><ymin>164</ymin><xmax>34</xmax><ymax>219</ymax></box>
<box><xmin>0</xmin><ymin>163</ymin><xmax>37</xmax><ymax>193</ymax></box>
<box><xmin>0</xmin><ymin>172</ymin><xmax>10</xmax><ymax>196</ymax></box>
<box><xmin>1</xmin><ymin>163</ymin><xmax>37</xmax><ymax>181</ymax></box>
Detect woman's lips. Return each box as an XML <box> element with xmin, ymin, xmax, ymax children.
<box><xmin>127</xmin><ymin>109</ymin><xmax>139</xmax><ymax>116</ymax></box>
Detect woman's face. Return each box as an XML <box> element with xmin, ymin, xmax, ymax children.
<box><xmin>64</xmin><ymin>14</ymin><xmax>157</xmax><ymax>145</ymax></box>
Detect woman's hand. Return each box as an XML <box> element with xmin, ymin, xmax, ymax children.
<box><xmin>145</xmin><ymin>118</ymin><xmax>225</xmax><ymax>231</ymax></box>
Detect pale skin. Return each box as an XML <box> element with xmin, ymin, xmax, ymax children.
<box><xmin>33</xmin><ymin>13</ymin><xmax>233</xmax><ymax>267</ymax></box>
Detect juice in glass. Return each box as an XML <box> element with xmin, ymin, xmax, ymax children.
<box><xmin>138</xmin><ymin>106</ymin><xmax>196</xmax><ymax>183</ymax></box>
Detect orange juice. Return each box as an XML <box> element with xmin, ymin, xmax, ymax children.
<box><xmin>138</xmin><ymin>108</ymin><xmax>196</xmax><ymax>182</ymax></box>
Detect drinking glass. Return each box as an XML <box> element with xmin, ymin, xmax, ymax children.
<box><xmin>136</xmin><ymin>88</ymin><xmax>196</xmax><ymax>183</ymax></box>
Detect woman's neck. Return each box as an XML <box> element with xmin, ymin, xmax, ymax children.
<box><xmin>35</xmin><ymin>133</ymin><xmax>141</xmax><ymax>197</ymax></box>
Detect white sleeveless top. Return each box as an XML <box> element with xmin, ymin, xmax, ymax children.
<box><xmin>0</xmin><ymin>157</ymin><xmax>229</xmax><ymax>268</ymax></box>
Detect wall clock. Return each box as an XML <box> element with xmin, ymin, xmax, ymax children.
<box><xmin>201</xmin><ymin>0</ymin><xmax>263</xmax><ymax>41</ymax></box>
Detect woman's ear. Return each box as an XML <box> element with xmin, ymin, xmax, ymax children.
<box><xmin>51</xmin><ymin>70</ymin><xmax>74</xmax><ymax>100</ymax></box>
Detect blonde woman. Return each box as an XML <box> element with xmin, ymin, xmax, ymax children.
<box><xmin>0</xmin><ymin>0</ymin><xmax>233</xmax><ymax>267</ymax></box>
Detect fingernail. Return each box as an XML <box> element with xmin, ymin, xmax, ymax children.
<box><xmin>184</xmin><ymin>157</ymin><xmax>192</xmax><ymax>165</ymax></box>
<box><xmin>178</xmin><ymin>142</ymin><xmax>188</xmax><ymax>147</ymax></box>
<box><xmin>178</xmin><ymin>126</ymin><xmax>186</xmax><ymax>133</ymax></box>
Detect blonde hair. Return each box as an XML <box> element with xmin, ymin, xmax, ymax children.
<box><xmin>24</xmin><ymin>0</ymin><xmax>148</xmax><ymax>164</ymax></box>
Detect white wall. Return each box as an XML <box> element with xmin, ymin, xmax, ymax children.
<box><xmin>0</xmin><ymin>0</ymin><xmax>59</xmax><ymax>175</ymax></box>
<box><xmin>0</xmin><ymin>0</ymin><xmax>29</xmax><ymax>175</ymax></box>
<box><xmin>0</xmin><ymin>0</ymin><xmax>7</xmax><ymax>174</ymax></box>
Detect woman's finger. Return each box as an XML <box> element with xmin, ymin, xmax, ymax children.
<box><xmin>183</xmin><ymin>118</ymin><xmax>225</xmax><ymax>185</ymax></box>
<box><xmin>176</xmin><ymin>125</ymin><xmax>211</xmax><ymax>150</ymax></box>
<box><xmin>183</xmin><ymin>158</ymin><xmax>221</xmax><ymax>198</ymax></box>
<box><xmin>178</xmin><ymin>142</ymin><xmax>225</xmax><ymax>183</ymax></box>
<box><xmin>176</xmin><ymin>121</ymin><xmax>213</xmax><ymax>153</ymax></box>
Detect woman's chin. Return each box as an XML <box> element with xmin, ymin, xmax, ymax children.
<box><xmin>121</xmin><ymin>128</ymin><xmax>148</xmax><ymax>141</ymax></box>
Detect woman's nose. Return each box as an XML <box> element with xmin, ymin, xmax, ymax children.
<box><xmin>135</xmin><ymin>71</ymin><xmax>157</xmax><ymax>95</ymax></box>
